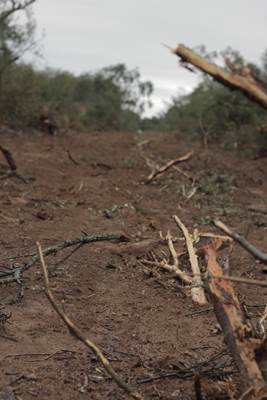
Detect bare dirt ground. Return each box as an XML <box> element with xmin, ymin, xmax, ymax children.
<box><xmin>0</xmin><ymin>130</ymin><xmax>267</xmax><ymax>399</ymax></box>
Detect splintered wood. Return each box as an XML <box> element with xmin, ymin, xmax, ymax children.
<box><xmin>203</xmin><ymin>239</ymin><xmax>267</xmax><ymax>400</ymax></box>
<box><xmin>174</xmin><ymin>215</ymin><xmax>207</xmax><ymax>305</ymax></box>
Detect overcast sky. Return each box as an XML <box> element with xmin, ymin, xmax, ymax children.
<box><xmin>32</xmin><ymin>0</ymin><xmax>267</xmax><ymax>115</ymax></box>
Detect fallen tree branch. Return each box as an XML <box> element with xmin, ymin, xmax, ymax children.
<box><xmin>173</xmin><ymin>44</ymin><xmax>267</xmax><ymax>110</ymax></box>
<box><xmin>146</xmin><ymin>151</ymin><xmax>193</xmax><ymax>183</ymax></box>
<box><xmin>0</xmin><ymin>233</ymin><xmax>128</xmax><ymax>284</ymax></box>
<box><xmin>203</xmin><ymin>239</ymin><xmax>267</xmax><ymax>399</ymax></box>
<box><xmin>37</xmin><ymin>242</ymin><xmax>144</xmax><ymax>400</ymax></box>
<box><xmin>214</xmin><ymin>220</ymin><xmax>267</xmax><ymax>265</ymax></box>
<box><xmin>174</xmin><ymin>215</ymin><xmax>207</xmax><ymax>304</ymax></box>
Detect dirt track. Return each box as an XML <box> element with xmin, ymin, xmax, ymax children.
<box><xmin>0</xmin><ymin>130</ymin><xmax>267</xmax><ymax>399</ymax></box>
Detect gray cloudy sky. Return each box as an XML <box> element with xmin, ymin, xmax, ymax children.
<box><xmin>32</xmin><ymin>0</ymin><xmax>267</xmax><ymax>115</ymax></box>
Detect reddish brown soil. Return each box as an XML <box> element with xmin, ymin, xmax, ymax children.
<box><xmin>0</xmin><ymin>131</ymin><xmax>267</xmax><ymax>399</ymax></box>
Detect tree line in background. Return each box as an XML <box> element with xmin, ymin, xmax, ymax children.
<box><xmin>151</xmin><ymin>46</ymin><xmax>267</xmax><ymax>147</ymax></box>
<box><xmin>1</xmin><ymin>0</ymin><xmax>267</xmax><ymax>148</ymax></box>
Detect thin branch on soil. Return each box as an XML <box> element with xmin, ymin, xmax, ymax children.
<box><xmin>0</xmin><ymin>170</ymin><xmax>28</xmax><ymax>183</ymax></box>
<box><xmin>204</xmin><ymin>272</ymin><xmax>267</xmax><ymax>288</ymax></box>
<box><xmin>173</xmin><ymin>215</ymin><xmax>207</xmax><ymax>304</ymax></box>
<box><xmin>198</xmin><ymin>232</ymin><xmax>233</xmax><ymax>243</ymax></box>
<box><xmin>185</xmin><ymin>307</ymin><xmax>213</xmax><ymax>317</ymax></box>
<box><xmin>145</xmin><ymin>151</ymin><xmax>194</xmax><ymax>183</ymax></box>
<box><xmin>0</xmin><ymin>145</ymin><xmax>28</xmax><ymax>183</ymax></box>
<box><xmin>141</xmin><ymin>259</ymin><xmax>192</xmax><ymax>284</ymax></box>
<box><xmin>173</xmin><ymin>165</ymin><xmax>192</xmax><ymax>180</ymax></box>
<box><xmin>247</xmin><ymin>205</ymin><xmax>267</xmax><ymax>215</ymax></box>
<box><xmin>0</xmin><ymin>145</ymin><xmax>17</xmax><ymax>171</ymax></box>
<box><xmin>214</xmin><ymin>220</ymin><xmax>267</xmax><ymax>265</ymax></box>
<box><xmin>54</xmin><ymin>243</ymin><xmax>84</xmax><ymax>266</ymax></box>
<box><xmin>0</xmin><ymin>233</ymin><xmax>128</xmax><ymax>284</ymax></box>
<box><xmin>138</xmin><ymin>350</ymin><xmax>235</xmax><ymax>384</ymax></box>
<box><xmin>0</xmin><ymin>333</ymin><xmax>18</xmax><ymax>342</ymax></box>
<box><xmin>66</xmin><ymin>150</ymin><xmax>80</xmax><ymax>166</ymax></box>
<box><xmin>37</xmin><ymin>242</ymin><xmax>144</xmax><ymax>400</ymax></box>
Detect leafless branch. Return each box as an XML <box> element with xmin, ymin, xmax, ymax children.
<box><xmin>0</xmin><ymin>233</ymin><xmax>128</xmax><ymax>284</ymax></box>
<box><xmin>145</xmin><ymin>151</ymin><xmax>193</xmax><ymax>183</ymax></box>
<box><xmin>0</xmin><ymin>0</ymin><xmax>36</xmax><ymax>25</ymax></box>
<box><xmin>214</xmin><ymin>220</ymin><xmax>267</xmax><ymax>265</ymax></box>
<box><xmin>37</xmin><ymin>242</ymin><xmax>144</xmax><ymax>400</ymax></box>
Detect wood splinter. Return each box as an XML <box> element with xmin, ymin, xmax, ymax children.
<box><xmin>174</xmin><ymin>215</ymin><xmax>207</xmax><ymax>305</ymax></box>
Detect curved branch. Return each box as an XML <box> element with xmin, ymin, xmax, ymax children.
<box><xmin>37</xmin><ymin>242</ymin><xmax>144</xmax><ymax>400</ymax></box>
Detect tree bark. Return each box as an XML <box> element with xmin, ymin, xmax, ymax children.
<box><xmin>203</xmin><ymin>239</ymin><xmax>267</xmax><ymax>399</ymax></box>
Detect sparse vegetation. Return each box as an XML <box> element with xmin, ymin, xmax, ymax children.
<box><xmin>0</xmin><ymin>1</ymin><xmax>267</xmax><ymax>151</ymax></box>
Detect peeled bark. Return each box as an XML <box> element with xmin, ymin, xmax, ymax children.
<box><xmin>203</xmin><ymin>239</ymin><xmax>267</xmax><ymax>399</ymax></box>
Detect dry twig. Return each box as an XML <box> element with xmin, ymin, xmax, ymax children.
<box><xmin>214</xmin><ymin>220</ymin><xmax>267</xmax><ymax>265</ymax></box>
<box><xmin>205</xmin><ymin>273</ymin><xmax>267</xmax><ymax>288</ymax></box>
<box><xmin>0</xmin><ymin>145</ymin><xmax>17</xmax><ymax>171</ymax></box>
<box><xmin>173</xmin><ymin>215</ymin><xmax>207</xmax><ymax>304</ymax></box>
<box><xmin>162</xmin><ymin>231</ymin><xmax>192</xmax><ymax>284</ymax></box>
<box><xmin>146</xmin><ymin>151</ymin><xmax>193</xmax><ymax>183</ymax></box>
<box><xmin>66</xmin><ymin>149</ymin><xmax>80</xmax><ymax>166</ymax></box>
<box><xmin>37</xmin><ymin>242</ymin><xmax>144</xmax><ymax>400</ymax></box>
<box><xmin>0</xmin><ymin>233</ymin><xmax>128</xmax><ymax>284</ymax></box>
<box><xmin>140</xmin><ymin>231</ymin><xmax>192</xmax><ymax>284</ymax></box>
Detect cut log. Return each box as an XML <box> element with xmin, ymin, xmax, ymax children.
<box><xmin>174</xmin><ymin>44</ymin><xmax>267</xmax><ymax>111</ymax></box>
<box><xmin>203</xmin><ymin>239</ymin><xmax>267</xmax><ymax>400</ymax></box>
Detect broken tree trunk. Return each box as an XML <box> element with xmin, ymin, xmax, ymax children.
<box><xmin>203</xmin><ymin>239</ymin><xmax>267</xmax><ymax>400</ymax></box>
<box><xmin>174</xmin><ymin>44</ymin><xmax>267</xmax><ymax>110</ymax></box>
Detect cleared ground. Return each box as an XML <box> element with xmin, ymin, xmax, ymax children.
<box><xmin>0</xmin><ymin>130</ymin><xmax>267</xmax><ymax>399</ymax></box>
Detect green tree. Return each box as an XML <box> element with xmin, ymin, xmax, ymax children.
<box><xmin>0</xmin><ymin>0</ymin><xmax>37</xmax><ymax>78</ymax></box>
<box><xmin>100</xmin><ymin>64</ymin><xmax>153</xmax><ymax>115</ymax></box>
